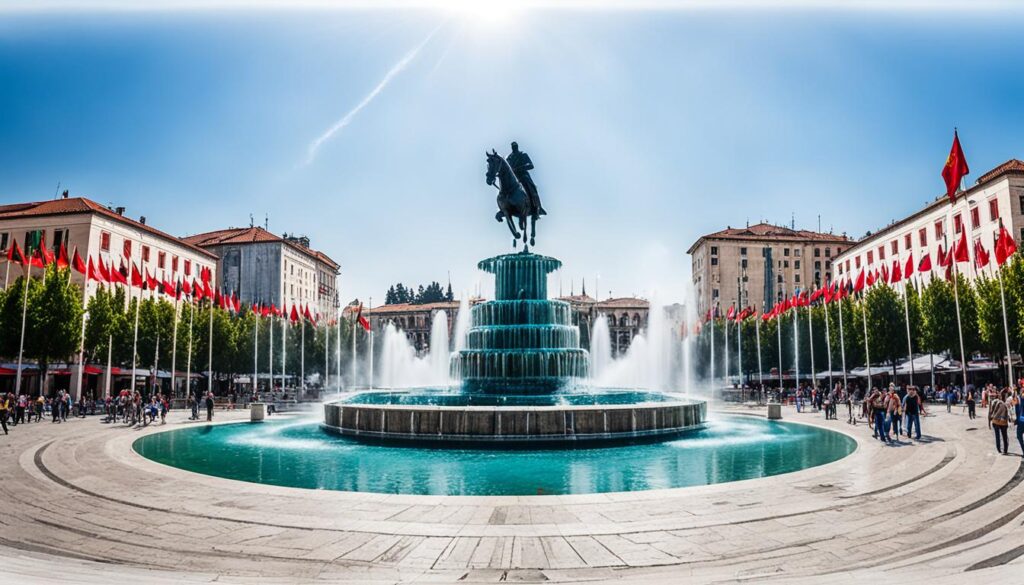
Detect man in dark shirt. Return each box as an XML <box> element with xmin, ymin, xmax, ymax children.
<box><xmin>903</xmin><ymin>386</ymin><xmax>922</xmax><ymax>440</ymax></box>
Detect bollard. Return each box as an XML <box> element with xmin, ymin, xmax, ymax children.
<box><xmin>767</xmin><ymin>403</ymin><xmax>782</xmax><ymax>420</ymax></box>
<box><xmin>250</xmin><ymin>402</ymin><xmax>267</xmax><ymax>422</ymax></box>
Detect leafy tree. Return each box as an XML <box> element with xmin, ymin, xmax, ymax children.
<box><xmin>27</xmin><ymin>266</ymin><xmax>84</xmax><ymax>396</ymax></box>
<box><xmin>864</xmin><ymin>284</ymin><xmax>905</xmax><ymax>376</ymax></box>
<box><xmin>829</xmin><ymin>297</ymin><xmax>864</xmax><ymax>373</ymax></box>
<box><xmin>976</xmin><ymin>274</ymin><xmax>1016</xmax><ymax>380</ymax></box>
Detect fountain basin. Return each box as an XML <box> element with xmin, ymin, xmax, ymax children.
<box><xmin>323</xmin><ymin>389</ymin><xmax>706</xmax><ymax>445</ymax></box>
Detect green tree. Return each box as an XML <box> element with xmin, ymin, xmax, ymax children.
<box><xmin>27</xmin><ymin>266</ymin><xmax>84</xmax><ymax>396</ymax></box>
<box><xmin>976</xmin><ymin>274</ymin><xmax>1016</xmax><ymax>379</ymax></box>
<box><xmin>864</xmin><ymin>284</ymin><xmax>905</xmax><ymax>376</ymax></box>
<box><xmin>829</xmin><ymin>297</ymin><xmax>864</xmax><ymax>372</ymax></box>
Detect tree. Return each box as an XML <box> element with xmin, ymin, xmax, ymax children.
<box><xmin>864</xmin><ymin>284</ymin><xmax>904</xmax><ymax>376</ymax></box>
<box><xmin>976</xmin><ymin>274</ymin><xmax>1015</xmax><ymax>379</ymax></box>
<box><xmin>27</xmin><ymin>266</ymin><xmax>84</xmax><ymax>396</ymax></box>
<box><xmin>84</xmin><ymin>285</ymin><xmax>132</xmax><ymax>367</ymax></box>
<box><xmin>829</xmin><ymin>297</ymin><xmax>864</xmax><ymax>372</ymax></box>
<box><xmin>919</xmin><ymin>274</ymin><xmax>978</xmax><ymax>362</ymax></box>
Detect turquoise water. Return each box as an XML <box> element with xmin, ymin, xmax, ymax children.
<box><xmin>133</xmin><ymin>415</ymin><xmax>855</xmax><ymax>496</ymax></box>
<box><xmin>341</xmin><ymin>388</ymin><xmax>689</xmax><ymax>407</ymax></box>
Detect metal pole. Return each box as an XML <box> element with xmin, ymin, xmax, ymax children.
<box><xmin>776</xmin><ymin>314</ymin><xmax>783</xmax><ymax>391</ymax></box>
<box><xmin>793</xmin><ymin>304</ymin><xmax>799</xmax><ymax>389</ymax></box>
<box><xmin>351</xmin><ymin>320</ymin><xmax>357</xmax><ymax>387</ymax></box>
<box><xmin>186</xmin><ymin>302</ymin><xmax>193</xmax><ymax>400</ymax></box>
<box><xmin>709</xmin><ymin>307</ymin><xmax>715</xmax><ymax>389</ymax></box>
<box><xmin>807</xmin><ymin>302</ymin><xmax>815</xmax><ymax>389</ymax></box>
<box><xmin>737</xmin><ymin>315</ymin><xmax>742</xmax><ymax>387</ymax></box>
<box><xmin>300</xmin><ymin>316</ymin><xmax>305</xmax><ymax>392</ymax></box>
<box><xmin>998</xmin><ymin>265</ymin><xmax>1014</xmax><ymax>385</ymax></box>
<box><xmin>282</xmin><ymin>313</ymin><xmax>287</xmax><ymax>391</ymax></box>
<box><xmin>324</xmin><ymin>320</ymin><xmax>329</xmax><ymax>393</ymax></box>
<box><xmin>130</xmin><ymin>269</ymin><xmax>141</xmax><ymax>398</ymax></box>
<box><xmin>902</xmin><ymin>277</ymin><xmax>915</xmax><ymax>387</ymax></box>
<box><xmin>824</xmin><ymin>297</ymin><xmax>833</xmax><ymax>391</ymax></box>
<box><xmin>951</xmin><ymin>251</ymin><xmax>969</xmax><ymax>391</ymax></box>
<box><xmin>268</xmin><ymin>313</ymin><xmax>273</xmax><ymax>392</ymax></box>
<box><xmin>16</xmin><ymin>264</ymin><xmax>31</xmax><ymax>397</ymax></box>
<box><xmin>368</xmin><ymin>297</ymin><xmax>374</xmax><ymax>389</ymax></box>
<box><xmin>152</xmin><ymin>333</ymin><xmax>159</xmax><ymax>397</ymax></box>
<box><xmin>336</xmin><ymin>314</ymin><xmax>342</xmax><ymax>393</ymax></box>
<box><xmin>75</xmin><ymin>281</ymin><xmax>89</xmax><ymax>401</ymax></box>
<box><xmin>207</xmin><ymin>296</ymin><xmax>213</xmax><ymax>395</ymax></box>
<box><xmin>755</xmin><ymin>312</ymin><xmax>763</xmax><ymax>389</ymax></box>
<box><xmin>253</xmin><ymin>310</ymin><xmax>259</xmax><ymax>396</ymax></box>
<box><xmin>861</xmin><ymin>293</ymin><xmax>871</xmax><ymax>390</ymax></box>
<box><xmin>723</xmin><ymin>316</ymin><xmax>730</xmax><ymax>385</ymax></box>
<box><xmin>838</xmin><ymin>298</ymin><xmax>848</xmax><ymax>390</ymax></box>
<box><xmin>170</xmin><ymin>293</ymin><xmax>179</xmax><ymax>399</ymax></box>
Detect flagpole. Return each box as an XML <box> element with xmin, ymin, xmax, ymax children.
<box><xmin>207</xmin><ymin>294</ymin><xmax>213</xmax><ymax>395</ymax></box>
<box><xmin>75</xmin><ymin>276</ymin><xmax>89</xmax><ymax>402</ymax></box>
<box><xmin>947</xmin><ymin>229</ymin><xmax>969</xmax><ymax>391</ymax></box>
<box><xmin>253</xmin><ymin>306</ymin><xmax>259</xmax><ymax>397</ymax></box>
<box><xmin>324</xmin><ymin>318</ymin><xmax>330</xmax><ymax>393</ymax></box>
<box><xmin>807</xmin><ymin>301</ymin><xmax>816</xmax><ymax>390</ymax></box>
<box><xmin>351</xmin><ymin>318</ymin><xmax>357</xmax><ymax>388</ymax></box>
<box><xmin>130</xmin><ymin>263</ymin><xmax>142</xmax><ymax>398</ymax></box>
<box><xmin>755</xmin><ymin>310</ymin><xmax>763</xmax><ymax>391</ymax></box>
<box><xmin>336</xmin><ymin>313</ymin><xmax>342</xmax><ymax>393</ymax></box>
<box><xmin>901</xmin><ymin>273</ymin><xmax>915</xmax><ymax>387</ymax></box>
<box><xmin>736</xmin><ymin>313</ymin><xmax>742</xmax><ymax>388</ymax></box>
<box><xmin>186</xmin><ymin>300</ymin><xmax>193</xmax><ymax>400</ymax></box>
<box><xmin>170</xmin><ymin>291</ymin><xmax>179</xmax><ymax>399</ymax></box>
<box><xmin>268</xmin><ymin>312</ymin><xmax>274</xmax><ymax>394</ymax></box>
<box><xmin>838</xmin><ymin>296</ymin><xmax>848</xmax><ymax>390</ymax></box>
<box><xmin>368</xmin><ymin>296</ymin><xmax>374</xmax><ymax>389</ymax></box>
<box><xmin>4</xmin><ymin>259</ymin><xmax>9</xmax><ymax>289</ymax></box>
<box><xmin>15</xmin><ymin>263</ymin><xmax>31</xmax><ymax>397</ymax></box>
<box><xmin>776</xmin><ymin>310</ymin><xmax>783</xmax><ymax>391</ymax></box>
<box><xmin>709</xmin><ymin>305</ymin><xmax>715</xmax><ymax>390</ymax></box>
<box><xmin>152</xmin><ymin>333</ymin><xmax>160</xmax><ymax>397</ymax></box>
<box><xmin>281</xmin><ymin>311</ymin><xmax>287</xmax><ymax>392</ymax></box>
<box><xmin>723</xmin><ymin>315</ymin><xmax>729</xmax><ymax>386</ymax></box>
<box><xmin>823</xmin><ymin>295</ymin><xmax>833</xmax><ymax>391</ymax></box>
<box><xmin>300</xmin><ymin>315</ymin><xmax>305</xmax><ymax>393</ymax></box>
<box><xmin>861</xmin><ymin>291</ymin><xmax>871</xmax><ymax>391</ymax></box>
<box><xmin>793</xmin><ymin>302</ymin><xmax>799</xmax><ymax>390</ymax></box>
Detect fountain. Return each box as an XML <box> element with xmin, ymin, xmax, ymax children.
<box><xmin>324</xmin><ymin>250</ymin><xmax>706</xmax><ymax>445</ymax></box>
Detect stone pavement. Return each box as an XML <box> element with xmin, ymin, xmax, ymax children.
<box><xmin>0</xmin><ymin>404</ymin><xmax>1022</xmax><ymax>584</ymax></box>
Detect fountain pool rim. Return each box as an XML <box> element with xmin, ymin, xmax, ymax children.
<box><xmin>129</xmin><ymin>411</ymin><xmax>861</xmax><ymax>499</ymax></box>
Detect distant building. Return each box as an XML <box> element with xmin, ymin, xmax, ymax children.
<box><xmin>345</xmin><ymin>301</ymin><xmax>467</xmax><ymax>353</ymax></box>
<box><xmin>183</xmin><ymin>227</ymin><xmax>340</xmax><ymax>321</ymax></box>
<box><xmin>687</xmin><ymin>223</ymin><xmax>852</xmax><ymax>317</ymax></box>
<box><xmin>0</xmin><ymin>194</ymin><xmax>218</xmax><ymax>302</ymax></box>
<box><xmin>833</xmin><ymin>159</ymin><xmax>1024</xmax><ymax>286</ymax></box>
<box><xmin>558</xmin><ymin>294</ymin><xmax>651</xmax><ymax>356</ymax></box>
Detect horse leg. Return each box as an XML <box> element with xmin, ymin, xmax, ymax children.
<box><xmin>505</xmin><ymin>213</ymin><xmax>520</xmax><ymax>247</ymax></box>
<box><xmin>530</xmin><ymin>215</ymin><xmax>536</xmax><ymax>246</ymax></box>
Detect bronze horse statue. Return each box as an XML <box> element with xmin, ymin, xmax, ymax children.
<box><xmin>486</xmin><ymin>149</ymin><xmax>540</xmax><ymax>248</ymax></box>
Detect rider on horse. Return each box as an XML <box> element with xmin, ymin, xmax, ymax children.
<box><xmin>507</xmin><ymin>142</ymin><xmax>546</xmax><ymax>218</ymax></box>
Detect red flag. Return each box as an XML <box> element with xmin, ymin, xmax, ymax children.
<box><xmin>890</xmin><ymin>259</ymin><xmax>902</xmax><ymax>284</ymax></box>
<box><xmin>995</xmin><ymin>224</ymin><xmax>1018</xmax><ymax>266</ymax></box>
<box><xmin>726</xmin><ymin>304</ymin><xmax>736</xmax><ymax>320</ymax></box>
<box><xmin>303</xmin><ymin>304</ymin><xmax>314</xmax><ymax>322</ymax></box>
<box><xmin>71</xmin><ymin>247</ymin><xmax>87</xmax><ymax>274</ymax></box>
<box><xmin>114</xmin><ymin>261</ymin><xmax>128</xmax><ymax>285</ymax></box>
<box><xmin>866</xmin><ymin>270</ymin><xmax>875</xmax><ymax>288</ymax></box>
<box><xmin>952</xmin><ymin>230</ymin><xmax>970</xmax><ymax>263</ymax></box>
<box><xmin>944</xmin><ymin>263</ymin><xmax>953</xmax><ymax>283</ymax></box>
<box><xmin>97</xmin><ymin>259</ymin><xmax>110</xmax><ymax>282</ymax></box>
<box><xmin>131</xmin><ymin>263</ymin><xmax>143</xmax><ymax>288</ymax></box>
<box><xmin>232</xmin><ymin>293</ymin><xmax>240</xmax><ymax>313</ymax></box>
<box><xmin>918</xmin><ymin>253</ymin><xmax>932</xmax><ymax>272</ymax></box>
<box><xmin>854</xmin><ymin>269</ymin><xmax>865</xmax><ymax>292</ymax></box>
<box><xmin>289</xmin><ymin>304</ymin><xmax>299</xmax><ymax>322</ymax></box>
<box><xmin>6</xmin><ymin>240</ymin><xmax>26</xmax><ymax>266</ymax></box>
<box><xmin>30</xmin><ymin>247</ymin><xmax>45</xmax><ymax>269</ymax></box>
<box><xmin>213</xmin><ymin>288</ymin><xmax>222</xmax><ymax>306</ymax></box>
<box><xmin>41</xmin><ymin>237</ymin><xmax>55</xmax><ymax>266</ymax></box>
<box><xmin>146</xmin><ymin>269</ymin><xmax>158</xmax><ymax>291</ymax></box>
<box><xmin>974</xmin><ymin>240</ymin><xmax>990</xmax><ymax>269</ymax></box>
<box><xmin>937</xmin><ymin>244</ymin><xmax>950</xmax><ymax>267</ymax></box>
<box><xmin>182</xmin><ymin>279</ymin><xmax>192</xmax><ymax>296</ymax></box>
<box><xmin>87</xmin><ymin>257</ymin><xmax>101</xmax><ymax>282</ymax></box>
<box><xmin>163</xmin><ymin>278</ymin><xmax>175</xmax><ymax>295</ymax></box>
<box><xmin>203</xmin><ymin>278</ymin><xmax>213</xmax><ymax>300</ymax></box>
<box><xmin>56</xmin><ymin>243</ymin><xmax>70</xmax><ymax>270</ymax></box>
<box><xmin>941</xmin><ymin>130</ymin><xmax>970</xmax><ymax>202</ymax></box>
<box><xmin>261</xmin><ymin>304</ymin><xmax>271</xmax><ymax>318</ymax></box>
<box><xmin>880</xmin><ymin>263</ymin><xmax>889</xmax><ymax>284</ymax></box>
<box><xmin>355</xmin><ymin>303</ymin><xmax>370</xmax><ymax>331</ymax></box>
<box><xmin>192</xmin><ymin>279</ymin><xmax>203</xmax><ymax>300</ymax></box>
<box><xmin>905</xmin><ymin>253</ymin><xmax>915</xmax><ymax>279</ymax></box>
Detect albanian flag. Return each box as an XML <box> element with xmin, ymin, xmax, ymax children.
<box><xmin>941</xmin><ymin>130</ymin><xmax>970</xmax><ymax>202</ymax></box>
<box><xmin>952</xmin><ymin>230</ymin><xmax>970</xmax><ymax>263</ymax></box>
<box><xmin>995</xmin><ymin>224</ymin><xmax>1018</xmax><ymax>265</ymax></box>
<box><xmin>355</xmin><ymin>303</ymin><xmax>370</xmax><ymax>331</ymax></box>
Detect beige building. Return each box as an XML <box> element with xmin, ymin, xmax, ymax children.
<box><xmin>688</xmin><ymin>223</ymin><xmax>852</xmax><ymax>317</ymax></box>
<box><xmin>183</xmin><ymin>228</ymin><xmax>341</xmax><ymax>322</ymax></box>
<box><xmin>0</xmin><ymin>194</ymin><xmax>218</xmax><ymax>302</ymax></box>
<box><xmin>834</xmin><ymin>159</ymin><xmax>1024</xmax><ymax>286</ymax></box>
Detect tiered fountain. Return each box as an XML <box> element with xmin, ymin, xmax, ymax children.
<box><xmin>324</xmin><ymin>250</ymin><xmax>706</xmax><ymax>445</ymax></box>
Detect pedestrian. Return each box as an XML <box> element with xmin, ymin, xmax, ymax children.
<box><xmin>867</xmin><ymin>387</ymin><xmax>888</xmax><ymax>443</ymax></box>
<box><xmin>1013</xmin><ymin>388</ymin><xmax>1024</xmax><ymax>457</ymax></box>
<box><xmin>945</xmin><ymin>386</ymin><xmax>954</xmax><ymax>413</ymax></box>
<box><xmin>159</xmin><ymin>394</ymin><xmax>168</xmax><ymax>424</ymax></box>
<box><xmin>188</xmin><ymin>392</ymin><xmax>198</xmax><ymax>420</ymax></box>
<box><xmin>903</xmin><ymin>386</ymin><xmax>922</xmax><ymax>440</ymax></box>
<box><xmin>14</xmin><ymin>394</ymin><xmax>26</xmax><ymax>425</ymax></box>
<box><xmin>887</xmin><ymin>385</ymin><xmax>902</xmax><ymax>439</ymax></box>
<box><xmin>205</xmin><ymin>391</ymin><xmax>214</xmax><ymax>422</ymax></box>
<box><xmin>966</xmin><ymin>387</ymin><xmax>977</xmax><ymax>420</ymax></box>
<box><xmin>989</xmin><ymin>390</ymin><xmax>1010</xmax><ymax>455</ymax></box>
<box><xmin>50</xmin><ymin>396</ymin><xmax>60</xmax><ymax>423</ymax></box>
<box><xmin>33</xmin><ymin>395</ymin><xmax>43</xmax><ymax>422</ymax></box>
<box><xmin>0</xmin><ymin>393</ymin><xmax>9</xmax><ymax>435</ymax></box>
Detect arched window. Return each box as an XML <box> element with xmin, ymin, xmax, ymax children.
<box><xmin>619</xmin><ymin>314</ymin><xmax>629</xmax><ymax>327</ymax></box>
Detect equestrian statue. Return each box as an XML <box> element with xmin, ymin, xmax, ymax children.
<box><xmin>485</xmin><ymin>141</ymin><xmax>547</xmax><ymax>249</ymax></box>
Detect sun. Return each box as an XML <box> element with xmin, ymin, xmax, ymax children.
<box><xmin>438</xmin><ymin>0</ymin><xmax>522</xmax><ymax>27</ymax></box>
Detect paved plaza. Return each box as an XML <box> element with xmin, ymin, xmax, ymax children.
<box><xmin>0</xmin><ymin>404</ymin><xmax>1021</xmax><ymax>584</ymax></box>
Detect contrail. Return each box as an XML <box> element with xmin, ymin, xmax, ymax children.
<box><xmin>304</xmin><ymin>23</ymin><xmax>443</xmax><ymax>165</ymax></box>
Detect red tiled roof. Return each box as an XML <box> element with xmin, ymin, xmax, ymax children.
<box><xmin>596</xmin><ymin>297</ymin><xmax>650</xmax><ymax>309</ymax></box>
<box><xmin>687</xmin><ymin>223</ymin><xmax>849</xmax><ymax>254</ymax></box>
<box><xmin>976</xmin><ymin>158</ymin><xmax>1024</xmax><ymax>185</ymax></box>
<box><xmin>184</xmin><ymin>226</ymin><xmax>340</xmax><ymax>270</ymax></box>
<box><xmin>0</xmin><ymin>197</ymin><xmax>217</xmax><ymax>259</ymax></box>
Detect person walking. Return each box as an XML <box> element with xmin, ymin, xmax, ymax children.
<box><xmin>887</xmin><ymin>385</ymin><xmax>902</xmax><ymax>439</ymax></box>
<box><xmin>945</xmin><ymin>385</ymin><xmax>954</xmax><ymax>413</ymax></box>
<box><xmin>867</xmin><ymin>387</ymin><xmax>889</xmax><ymax>443</ymax></box>
<box><xmin>205</xmin><ymin>391</ymin><xmax>214</xmax><ymax>422</ymax></box>
<box><xmin>0</xmin><ymin>393</ymin><xmax>9</xmax><ymax>435</ymax></box>
<box><xmin>187</xmin><ymin>392</ymin><xmax>198</xmax><ymax>420</ymax></box>
<box><xmin>966</xmin><ymin>387</ymin><xmax>977</xmax><ymax>420</ymax></box>
<box><xmin>903</xmin><ymin>386</ymin><xmax>922</xmax><ymax>440</ymax></box>
<box><xmin>1013</xmin><ymin>389</ymin><xmax>1024</xmax><ymax>457</ymax></box>
<box><xmin>989</xmin><ymin>391</ymin><xmax>1011</xmax><ymax>455</ymax></box>
<box><xmin>14</xmin><ymin>394</ymin><xmax>26</xmax><ymax>426</ymax></box>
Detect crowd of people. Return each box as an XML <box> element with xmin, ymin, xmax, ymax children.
<box><xmin>785</xmin><ymin>380</ymin><xmax>1024</xmax><ymax>456</ymax></box>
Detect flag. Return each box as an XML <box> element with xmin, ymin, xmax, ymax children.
<box><xmin>726</xmin><ymin>304</ymin><xmax>736</xmax><ymax>320</ymax></box>
<box><xmin>354</xmin><ymin>303</ymin><xmax>370</xmax><ymax>331</ymax></box>
<box><xmin>952</xmin><ymin>230</ymin><xmax>970</xmax><ymax>263</ymax></box>
<box><xmin>71</xmin><ymin>247</ymin><xmax>87</xmax><ymax>274</ymax></box>
<box><xmin>866</xmin><ymin>270</ymin><xmax>875</xmax><ymax>288</ymax></box>
<box><xmin>880</xmin><ymin>263</ymin><xmax>889</xmax><ymax>284</ymax></box>
<box><xmin>130</xmin><ymin>263</ymin><xmax>143</xmax><ymax>288</ymax></box>
<box><xmin>56</xmin><ymin>243</ymin><xmax>70</xmax><ymax>270</ymax></box>
<box><xmin>29</xmin><ymin>247</ymin><xmax>45</xmax><ymax>269</ymax></box>
<box><xmin>944</xmin><ymin>263</ymin><xmax>953</xmax><ymax>283</ymax></box>
<box><xmin>890</xmin><ymin>259</ymin><xmax>902</xmax><ymax>284</ymax></box>
<box><xmin>854</xmin><ymin>269</ymin><xmax>865</xmax><ymax>292</ymax></box>
<box><xmin>146</xmin><ymin>269</ymin><xmax>158</xmax><ymax>291</ymax></box>
<box><xmin>974</xmin><ymin>240</ymin><xmax>990</xmax><ymax>269</ymax></box>
<box><xmin>995</xmin><ymin>224</ymin><xmax>1018</xmax><ymax>266</ymax></box>
<box><xmin>6</xmin><ymin>240</ymin><xmax>26</xmax><ymax>266</ymax></box>
<box><xmin>918</xmin><ymin>252</ymin><xmax>932</xmax><ymax>272</ymax></box>
<box><xmin>303</xmin><ymin>304</ymin><xmax>314</xmax><ymax>322</ymax></box>
<box><xmin>232</xmin><ymin>293</ymin><xmax>241</xmax><ymax>313</ymax></box>
<box><xmin>97</xmin><ymin>259</ymin><xmax>110</xmax><ymax>282</ymax></box>
<box><xmin>182</xmin><ymin>279</ymin><xmax>192</xmax><ymax>296</ymax></box>
<box><xmin>289</xmin><ymin>304</ymin><xmax>299</xmax><ymax>322</ymax></box>
<box><xmin>905</xmin><ymin>253</ymin><xmax>915</xmax><ymax>279</ymax></box>
<box><xmin>87</xmin><ymin>257</ymin><xmax>101</xmax><ymax>282</ymax></box>
<box><xmin>937</xmin><ymin>244</ymin><xmax>950</xmax><ymax>267</ymax></box>
<box><xmin>41</xmin><ymin>237</ymin><xmax>55</xmax><ymax>266</ymax></box>
<box><xmin>941</xmin><ymin>130</ymin><xmax>970</xmax><ymax>202</ymax></box>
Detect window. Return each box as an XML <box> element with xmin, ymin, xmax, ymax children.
<box><xmin>1020</xmin><ymin>195</ymin><xmax>1024</xmax><ymax>214</ymax></box>
<box><xmin>794</xmin><ymin>249</ymin><xmax>801</xmax><ymax>257</ymax></box>
<box><xmin>855</xmin><ymin>257</ymin><xmax>861</xmax><ymax>269</ymax></box>
<box><xmin>184</xmin><ymin>259</ymin><xmax>192</xmax><ymax>275</ymax></box>
<box><xmin>783</xmin><ymin>260</ymin><xmax>789</xmax><ymax>268</ymax></box>
<box><xmin>814</xmin><ymin>248</ymin><xmax>821</xmax><ymax>257</ymax></box>
<box><xmin>845</xmin><ymin>259</ymin><xmax>850</xmax><ymax>271</ymax></box>
<box><xmin>970</xmin><ymin>207</ymin><xmax>980</xmax><ymax>229</ymax></box>
<box><xmin>934</xmin><ymin>220</ymin><xmax>944</xmax><ymax>238</ymax></box>
<box><xmin>142</xmin><ymin>245</ymin><xmax>150</xmax><ymax>262</ymax></box>
<box><xmin>891</xmin><ymin>240</ymin><xmax>898</xmax><ymax>254</ymax></box>
<box><xmin>158</xmin><ymin>251</ymin><xmax>166</xmax><ymax>269</ymax></box>
<box><xmin>904</xmin><ymin>234</ymin><xmax>911</xmax><ymax>249</ymax></box>
<box><xmin>795</xmin><ymin>274</ymin><xmax>801</xmax><ymax>283</ymax></box>
<box><xmin>989</xmin><ymin>199</ymin><xmax>1000</xmax><ymax>221</ymax></box>
<box><xmin>878</xmin><ymin>246</ymin><xmax>885</xmax><ymax>261</ymax></box>
<box><xmin>710</xmin><ymin>246</ymin><xmax>718</xmax><ymax>255</ymax></box>
<box><xmin>101</xmin><ymin>231</ymin><xmax>111</xmax><ymax>252</ymax></box>
<box><xmin>52</xmin><ymin>229</ymin><xmax>67</xmax><ymax>252</ymax></box>
<box><xmin>740</xmin><ymin>247</ymin><xmax>747</xmax><ymax>256</ymax></box>
<box><xmin>710</xmin><ymin>257</ymin><xmax>718</xmax><ymax>266</ymax></box>
<box><xmin>795</xmin><ymin>260</ymin><xmax>801</xmax><ymax>269</ymax></box>
<box><xmin>867</xmin><ymin>251</ymin><xmax>874</xmax><ymax>264</ymax></box>
<box><xmin>777</xmin><ymin>275</ymin><xmax>783</xmax><ymax>284</ymax></box>
<box><xmin>825</xmin><ymin>248</ymin><xmax>831</xmax><ymax>258</ymax></box>
<box><xmin>741</xmin><ymin>259</ymin><xmax>748</xmax><ymax>269</ymax></box>
<box><xmin>919</xmin><ymin>228</ymin><xmax>927</xmax><ymax>247</ymax></box>
<box><xmin>123</xmin><ymin>238</ymin><xmax>132</xmax><ymax>258</ymax></box>
<box><xmin>815</xmin><ymin>261</ymin><xmax>821</xmax><ymax>269</ymax></box>
<box><xmin>171</xmin><ymin>256</ymin><xmax>178</xmax><ymax>272</ymax></box>
<box><xmin>712</xmin><ymin>288</ymin><xmax>719</xmax><ymax>298</ymax></box>
<box><xmin>784</xmin><ymin>248</ymin><xmax>790</xmax><ymax>257</ymax></box>
<box><xmin>0</xmin><ymin>233</ymin><xmax>7</xmax><ymax>252</ymax></box>
<box><xmin>954</xmin><ymin>214</ymin><xmax>963</xmax><ymax>234</ymax></box>
<box><xmin>825</xmin><ymin>260</ymin><xmax>831</xmax><ymax>269</ymax></box>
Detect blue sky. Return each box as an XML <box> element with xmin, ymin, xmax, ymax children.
<box><xmin>2</xmin><ymin>3</ymin><xmax>1023</xmax><ymax>304</ymax></box>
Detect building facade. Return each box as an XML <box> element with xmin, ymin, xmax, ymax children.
<box><xmin>833</xmin><ymin>159</ymin><xmax>1024</xmax><ymax>286</ymax></box>
<box><xmin>183</xmin><ymin>227</ymin><xmax>341</xmax><ymax>322</ymax></box>
<box><xmin>688</xmin><ymin>223</ymin><xmax>852</xmax><ymax>317</ymax></box>
<box><xmin>357</xmin><ymin>301</ymin><xmax>464</xmax><ymax>353</ymax></box>
<box><xmin>557</xmin><ymin>295</ymin><xmax>652</xmax><ymax>356</ymax></box>
<box><xmin>0</xmin><ymin>195</ymin><xmax>218</xmax><ymax>302</ymax></box>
